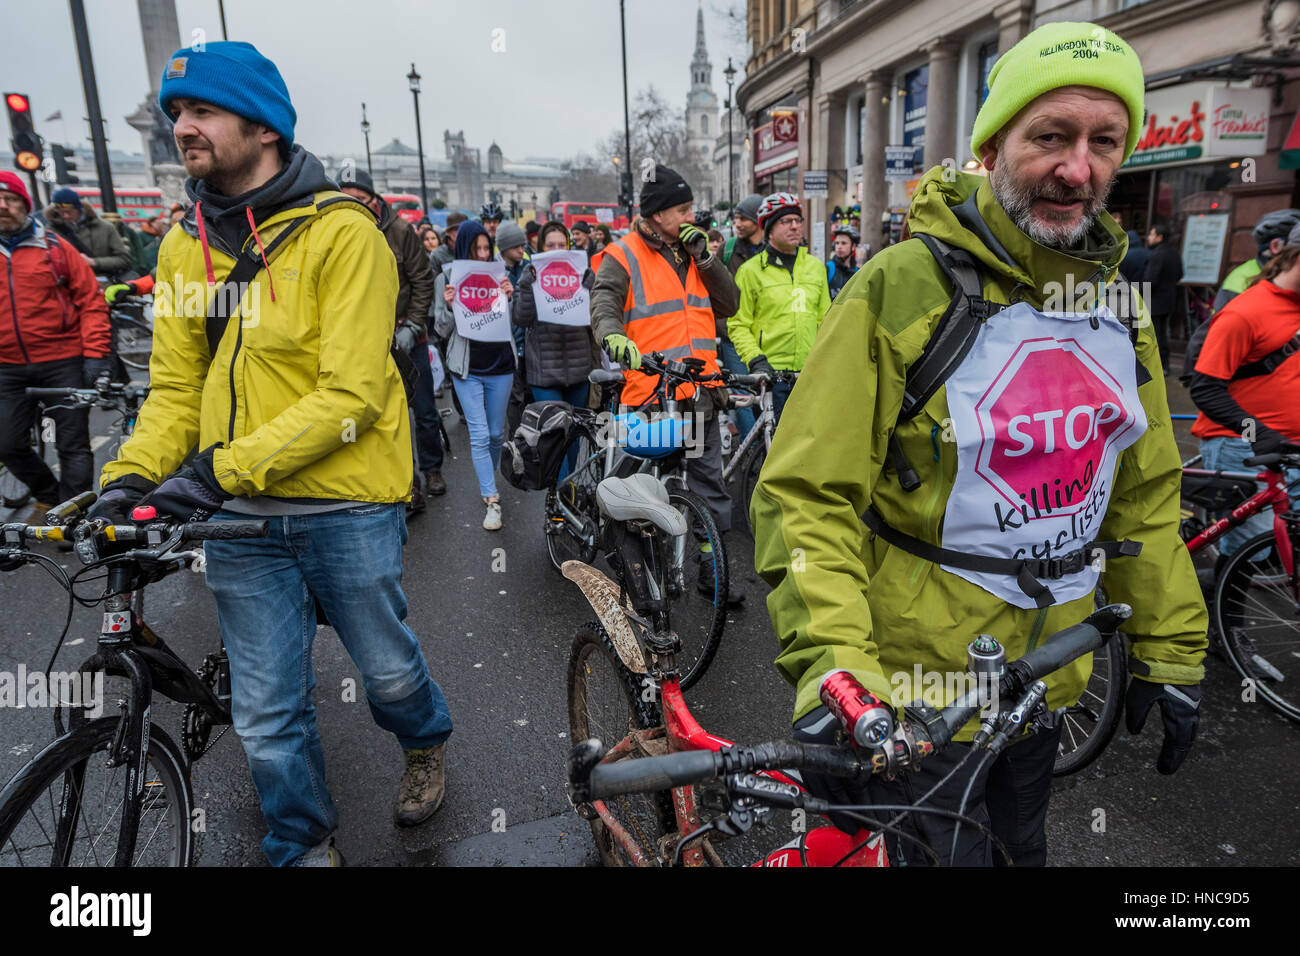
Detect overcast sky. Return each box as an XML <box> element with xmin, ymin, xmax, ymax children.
<box><xmin>10</xmin><ymin>0</ymin><xmax>749</xmax><ymax>164</ymax></box>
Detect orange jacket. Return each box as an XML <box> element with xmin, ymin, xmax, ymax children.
<box><xmin>0</xmin><ymin>219</ymin><xmax>111</xmax><ymax>365</ymax></box>
<box><xmin>601</xmin><ymin>231</ymin><xmax>720</xmax><ymax>405</ymax></box>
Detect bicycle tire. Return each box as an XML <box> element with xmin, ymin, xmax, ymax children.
<box><xmin>567</xmin><ymin>622</ymin><xmax>673</xmax><ymax>866</ymax></box>
<box><xmin>666</xmin><ymin>490</ymin><xmax>728</xmax><ymax>691</ymax></box>
<box><xmin>728</xmin><ymin>439</ymin><xmax>766</xmax><ymax>538</ymax></box>
<box><xmin>0</xmin><ymin>718</ymin><xmax>197</xmax><ymax>867</ymax></box>
<box><xmin>544</xmin><ymin>429</ymin><xmax>601</xmax><ymax>576</ymax></box>
<box><xmin>1213</xmin><ymin>531</ymin><xmax>1300</xmax><ymax>722</ymax></box>
<box><xmin>113</xmin><ymin>314</ymin><xmax>153</xmax><ymax>371</ymax></box>
<box><xmin>1052</xmin><ymin>630</ymin><xmax>1127</xmax><ymax>776</ymax></box>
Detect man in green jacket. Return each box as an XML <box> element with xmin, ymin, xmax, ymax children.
<box><xmin>46</xmin><ymin>188</ymin><xmax>132</xmax><ymax>278</ymax></box>
<box><xmin>754</xmin><ymin>21</ymin><xmax>1206</xmax><ymax>866</ymax></box>
<box><xmin>728</xmin><ymin>191</ymin><xmax>831</xmax><ymax>422</ymax></box>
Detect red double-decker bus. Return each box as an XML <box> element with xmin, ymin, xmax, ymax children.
<box><xmin>551</xmin><ymin>201</ymin><xmax>631</xmax><ymax>231</ymax></box>
<box><xmin>71</xmin><ymin>187</ymin><xmax>165</xmax><ymax>223</ymax></box>
<box><xmin>383</xmin><ymin>193</ymin><xmax>423</xmax><ymax>224</ymax></box>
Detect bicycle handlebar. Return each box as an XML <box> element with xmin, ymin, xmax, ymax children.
<box><xmin>25</xmin><ymin>383</ymin><xmax>150</xmax><ymax>404</ymax></box>
<box><xmin>572</xmin><ymin>603</ymin><xmax>1129</xmax><ymax>804</ymax></box>
<box><xmin>6</xmin><ymin>518</ymin><xmax>268</xmax><ymax>547</ymax></box>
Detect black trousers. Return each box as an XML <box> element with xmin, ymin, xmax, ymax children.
<box><xmin>0</xmin><ymin>357</ymin><xmax>93</xmax><ymax>504</ymax></box>
<box><xmin>865</xmin><ymin>723</ymin><xmax>1062</xmax><ymax>867</ymax></box>
<box><xmin>408</xmin><ymin>342</ymin><xmax>443</xmax><ymax>473</ymax></box>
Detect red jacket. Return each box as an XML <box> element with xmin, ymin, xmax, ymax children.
<box><xmin>0</xmin><ymin>219</ymin><xmax>111</xmax><ymax>365</ymax></box>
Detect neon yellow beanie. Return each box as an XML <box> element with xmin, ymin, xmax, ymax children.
<box><xmin>970</xmin><ymin>22</ymin><xmax>1145</xmax><ymax>163</ymax></box>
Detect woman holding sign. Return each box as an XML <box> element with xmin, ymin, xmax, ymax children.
<box><xmin>434</xmin><ymin>220</ymin><xmax>515</xmax><ymax>530</ymax></box>
<box><xmin>512</xmin><ymin>221</ymin><xmax>599</xmax><ymax>478</ymax></box>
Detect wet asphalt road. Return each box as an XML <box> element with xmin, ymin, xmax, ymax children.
<box><xmin>0</xmin><ymin>376</ymin><xmax>1296</xmax><ymax>867</ymax></box>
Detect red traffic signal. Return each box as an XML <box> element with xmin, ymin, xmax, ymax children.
<box><xmin>5</xmin><ymin>91</ymin><xmax>42</xmax><ymax>173</ymax></box>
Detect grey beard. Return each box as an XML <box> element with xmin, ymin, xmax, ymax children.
<box><xmin>991</xmin><ymin>166</ymin><xmax>1112</xmax><ymax>249</ymax></box>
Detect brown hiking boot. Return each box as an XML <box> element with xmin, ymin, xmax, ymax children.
<box><xmin>406</xmin><ymin>477</ymin><xmax>427</xmax><ymax>518</ymax></box>
<box><xmin>394</xmin><ymin>743</ymin><xmax>446</xmax><ymax>827</ymax></box>
<box><xmin>423</xmin><ymin>470</ymin><xmax>446</xmax><ymax>496</ymax></box>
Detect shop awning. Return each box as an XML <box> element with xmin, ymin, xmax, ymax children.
<box><xmin>1281</xmin><ymin>111</ymin><xmax>1300</xmax><ymax>170</ymax></box>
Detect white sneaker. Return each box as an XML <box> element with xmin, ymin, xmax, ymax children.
<box><xmin>483</xmin><ymin>499</ymin><xmax>502</xmax><ymax>531</ymax></box>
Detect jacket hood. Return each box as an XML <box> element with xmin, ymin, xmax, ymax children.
<box><xmin>454</xmin><ymin>220</ymin><xmax>490</xmax><ymax>260</ymax></box>
<box><xmin>185</xmin><ymin>144</ymin><xmax>334</xmax><ymax>253</ymax></box>
<box><xmin>905</xmin><ymin>167</ymin><xmax>1128</xmax><ymax>305</ymax></box>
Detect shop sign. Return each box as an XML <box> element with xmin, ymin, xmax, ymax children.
<box><xmin>1125</xmin><ymin>84</ymin><xmax>1268</xmax><ymax>169</ymax></box>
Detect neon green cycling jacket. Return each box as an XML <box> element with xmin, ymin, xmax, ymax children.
<box><xmin>728</xmin><ymin>245</ymin><xmax>831</xmax><ymax>370</ymax></box>
<box><xmin>752</xmin><ymin>167</ymin><xmax>1208</xmax><ymax>734</ymax></box>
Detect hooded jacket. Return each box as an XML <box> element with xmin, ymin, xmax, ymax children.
<box><xmin>0</xmin><ymin>217</ymin><xmax>111</xmax><ymax>365</ymax></box>
<box><xmin>728</xmin><ymin>244</ymin><xmax>832</xmax><ymax>370</ymax></box>
<box><xmin>47</xmin><ymin>202</ymin><xmax>131</xmax><ymax>277</ymax></box>
<box><xmin>752</xmin><ymin>167</ymin><xmax>1207</xmax><ymax>731</ymax></box>
<box><xmin>432</xmin><ymin>221</ymin><xmax>517</xmax><ymax>379</ymax></box>
<box><xmin>376</xmin><ymin>197</ymin><xmax>434</xmax><ymax>340</ymax></box>
<box><xmin>101</xmin><ymin>146</ymin><xmax>410</xmax><ymax>504</ymax></box>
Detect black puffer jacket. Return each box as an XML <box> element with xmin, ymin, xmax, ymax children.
<box><xmin>511</xmin><ymin>262</ymin><xmax>598</xmax><ymax>389</ymax></box>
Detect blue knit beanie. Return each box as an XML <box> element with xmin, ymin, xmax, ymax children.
<box><xmin>158</xmin><ymin>41</ymin><xmax>296</xmax><ymax>146</ymax></box>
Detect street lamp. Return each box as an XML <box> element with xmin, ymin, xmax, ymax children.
<box><xmin>360</xmin><ymin>102</ymin><xmax>372</xmax><ymax>178</ymax></box>
<box><xmin>407</xmin><ymin>63</ymin><xmax>430</xmax><ymax>216</ymax></box>
<box><xmin>724</xmin><ymin>58</ymin><xmax>737</xmax><ymax>208</ymax></box>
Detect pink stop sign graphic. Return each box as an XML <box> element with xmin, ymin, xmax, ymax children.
<box><xmin>974</xmin><ymin>338</ymin><xmax>1136</xmax><ymax>516</ymax></box>
<box><xmin>458</xmin><ymin>272</ymin><xmax>500</xmax><ymax>314</ymax></box>
<box><xmin>538</xmin><ymin>260</ymin><xmax>581</xmax><ymax>301</ymax></box>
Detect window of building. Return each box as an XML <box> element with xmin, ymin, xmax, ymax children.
<box><xmin>702</xmin><ymin>114</ymin><xmax>709</xmax><ymax>135</ymax></box>
<box><xmin>977</xmin><ymin>41</ymin><xmax>997</xmax><ymax>109</ymax></box>
<box><xmin>777</xmin><ymin>0</ymin><xmax>786</xmax><ymax>33</ymax></box>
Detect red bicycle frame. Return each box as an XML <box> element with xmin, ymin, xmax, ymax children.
<box><xmin>591</xmin><ymin>673</ymin><xmax>888</xmax><ymax>867</ymax></box>
<box><xmin>1183</xmin><ymin>465</ymin><xmax>1296</xmax><ymax>575</ymax></box>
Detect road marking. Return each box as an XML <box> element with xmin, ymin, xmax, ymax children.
<box><xmin>91</xmin><ymin>435</ymin><xmax>112</xmax><ymax>451</ymax></box>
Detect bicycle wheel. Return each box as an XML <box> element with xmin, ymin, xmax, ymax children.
<box><xmin>567</xmin><ymin>622</ymin><xmax>673</xmax><ymax>866</ymax></box>
<box><xmin>0</xmin><ymin>718</ymin><xmax>197</xmax><ymax>866</ymax></box>
<box><xmin>544</xmin><ymin>430</ymin><xmax>601</xmax><ymax>575</ymax></box>
<box><xmin>665</xmin><ymin>490</ymin><xmax>727</xmax><ymax>691</ymax></box>
<box><xmin>1053</xmin><ymin>631</ymin><xmax>1127</xmax><ymax>776</ymax></box>
<box><xmin>112</xmin><ymin>314</ymin><xmax>153</xmax><ymax>371</ymax></box>
<box><xmin>728</xmin><ymin>439</ymin><xmax>766</xmax><ymax>538</ymax></box>
<box><xmin>1214</xmin><ymin>531</ymin><xmax>1300</xmax><ymax>722</ymax></box>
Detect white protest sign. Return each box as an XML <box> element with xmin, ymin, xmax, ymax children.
<box><xmin>449</xmin><ymin>259</ymin><xmax>511</xmax><ymax>342</ymax></box>
<box><xmin>530</xmin><ymin>250</ymin><xmax>591</xmax><ymax>327</ymax></box>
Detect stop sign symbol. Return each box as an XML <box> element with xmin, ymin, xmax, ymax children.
<box><xmin>973</xmin><ymin>339</ymin><xmax>1136</xmax><ymax>516</ymax></box>
<box><xmin>538</xmin><ymin>261</ymin><xmax>581</xmax><ymax>300</ymax></box>
<box><xmin>457</xmin><ymin>272</ymin><xmax>500</xmax><ymax>314</ymax></box>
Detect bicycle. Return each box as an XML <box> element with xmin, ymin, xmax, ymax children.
<box><xmin>545</xmin><ymin>352</ymin><xmax>729</xmax><ymax>691</ymax></box>
<box><xmin>1053</xmin><ymin>446</ymin><xmax>1300</xmax><ymax>775</ymax></box>
<box><xmin>719</xmin><ymin>369</ymin><xmax>799</xmax><ymax>537</ymax></box>
<box><xmin>109</xmin><ymin>295</ymin><xmax>153</xmax><ymax>373</ymax></box>
<box><xmin>0</xmin><ymin>494</ymin><xmax>268</xmax><ymax>866</ymax></box>
<box><xmin>565</xmin><ymin>593</ymin><xmax>1131</xmax><ymax>867</ymax></box>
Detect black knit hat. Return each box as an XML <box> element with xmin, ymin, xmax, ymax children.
<box><xmin>638</xmin><ymin>165</ymin><xmax>693</xmax><ymax>218</ymax></box>
<box><xmin>337</xmin><ymin>166</ymin><xmax>378</xmax><ymax>200</ymax></box>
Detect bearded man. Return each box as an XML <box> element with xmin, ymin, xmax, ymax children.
<box><xmin>751</xmin><ymin>22</ymin><xmax>1206</xmax><ymax>866</ymax></box>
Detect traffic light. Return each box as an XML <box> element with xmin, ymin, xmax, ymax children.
<box><xmin>51</xmin><ymin>144</ymin><xmax>78</xmax><ymax>184</ymax></box>
<box><xmin>618</xmin><ymin>172</ymin><xmax>633</xmax><ymax>208</ymax></box>
<box><xmin>5</xmin><ymin>92</ymin><xmax>43</xmax><ymax>172</ymax></box>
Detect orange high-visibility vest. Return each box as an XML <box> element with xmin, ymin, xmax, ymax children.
<box><xmin>602</xmin><ymin>231</ymin><xmax>720</xmax><ymax>405</ymax></box>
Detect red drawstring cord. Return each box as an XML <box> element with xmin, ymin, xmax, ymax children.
<box><xmin>194</xmin><ymin>201</ymin><xmax>216</xmax><ymax>285</ymax></box>
<box><xmin>245</xmin><ymin>207</ymin><xmax>276</xmax><ymax>302</ymax></box>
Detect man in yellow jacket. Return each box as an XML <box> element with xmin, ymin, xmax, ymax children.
<box><xmin>86</xmin><ymin>42</ymin><xmax>452</xmax><ymax>867</ymax></box>
<box><xmin>754</xmin><ymin>22</ymin><xmax>1206</xmax><ymax>866</ymax></box>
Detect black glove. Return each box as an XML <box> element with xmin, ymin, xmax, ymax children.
<box><xmin>83</xmin><ymin>357</ymin><xmax>114</xmax><ymax>387</ymax></box>
<box><xmin>1125</xmin><ymin>678</ymin><xmax>1201</xmax><ymax>775</ymax></box>
<box><xmin>86</xmin><ymin>474</ymin><xmax>157</xmax><ymax>524</ymax></box>
<box><xmin>146</xmin><ymin>446</ymin><xmax>233</xmax><ymax>520</ymax></box>
<box><xmin>748</xmin><ymin>355</ymin><xmax>776</xmax><ymax>379</ymax></box>
<box><xmin>580</xmin><ymin>268</ymin><xmax>595</xmax><ymax>291</ymax></box>
<box><xmin>792</xmin><ymin>705</ymin><xmax>865</xmax><ymax>835</ymax></box>
<box><xmin>1249</xmin><ymin>425</ymin><xmax>1291</xmax><ymax>457</ymax></box>
<box><xmin>678</xmin><ymin>223</ymin><xmax>709</xmax><ymax>263</ymax></box>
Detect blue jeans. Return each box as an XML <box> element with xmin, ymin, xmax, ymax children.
<box><xmin>1199</xmin><ymin>436</ymin><xmax>1300</xmax><ymax>556</ymax></box>
<box><xmin>718</xmin><ymin>339</ymin><xmax>755</xmax><ymax>441</ymax></box>
<box><xmin>204</xmin><ymin>503</ymin><xmax>453</xmax><ymax>866</ymax></box>
<box><xmin>530</xmin><ymin>382</ymin><xmax>589</xmax><ymax>479</ymax></box>
<box><xmin>452</xmin><ymin>371</ymin><xmax>513</xmax><ymax>497</ymax></box>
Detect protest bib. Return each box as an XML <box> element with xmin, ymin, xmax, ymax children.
<box><xmin>449</xmin><ymin>260</ymin><xmax>511</xmax><ymax>342</ymax></box>
<box><xmin>940</xmin><ymin>301</ymin><xmax>1147</xmax><ymax>608</ymax></box>
<box><xmin>530</xmin><ymin>251</ymin><xmax>591</xmax><ymax>327</ymax></box>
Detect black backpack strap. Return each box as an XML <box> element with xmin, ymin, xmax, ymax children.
<box><xmin>1234</xmin><ymin>331</ymin><xmax>1300</xmax><ymax>380</ymax></box>
<box><xmin>862</xmin><ymin>508</ymin><xmax>1142</xmax><ymax>608</ymax></box>
<box><xmin>886</xmin><ymin>234</ymin><xmax>1005</xmax><ymax>492</ymax></box>
<box><xmin>1107</xmin><ymin>275</ymin><xmax>1152</xmax><ymax>387</ymax></box>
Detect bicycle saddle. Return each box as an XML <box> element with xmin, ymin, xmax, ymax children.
<box><xmin>595</xmin><ymin>474</ymin><xmax>688</xmax><ymax>536</ymax></box>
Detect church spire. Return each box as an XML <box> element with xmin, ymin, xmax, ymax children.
<box><xmin>690</xmin><ymin>1</ymin><xmax>711</xmax><ymax>90</ymax></box>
